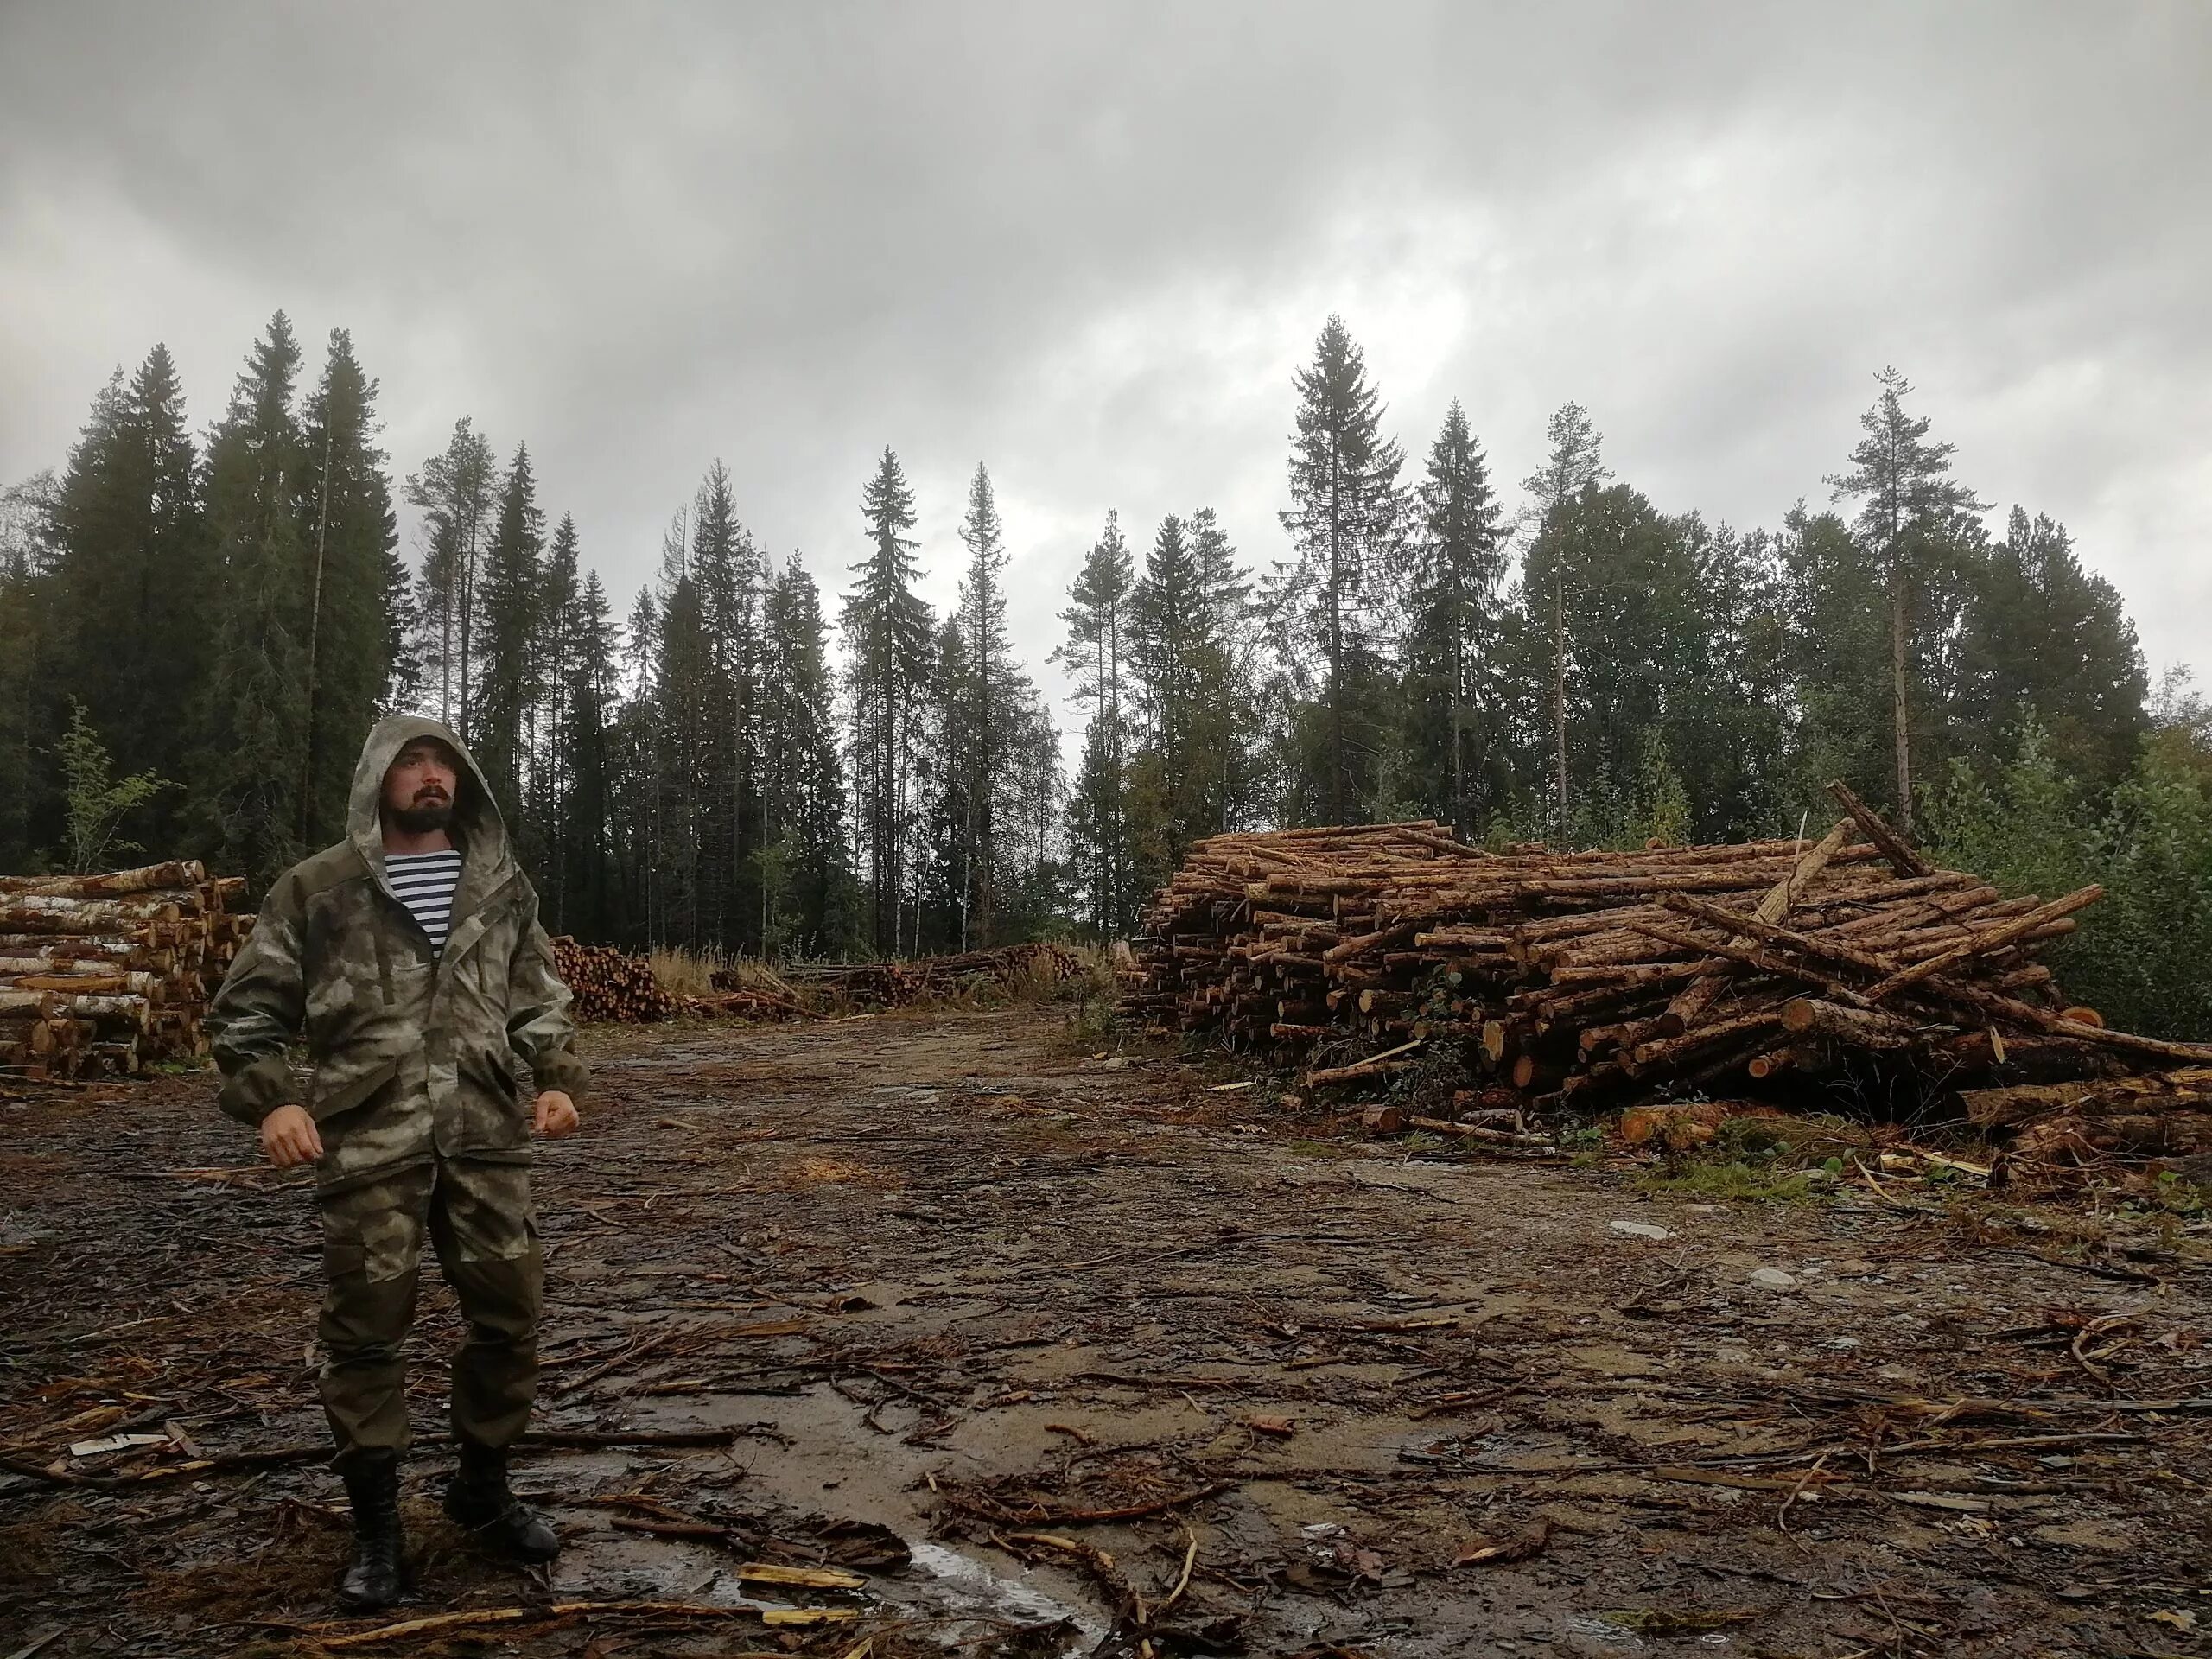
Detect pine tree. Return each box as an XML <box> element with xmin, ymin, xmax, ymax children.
<box><xmin>406</xmin><ymin>417</ymin><xmax>496</xmax><ymax>733</ymax></box>
<box><xmin>1826</xmin><ymin>367</ymin><xmax>1990</xmax><ymax>833</ymax></box>
<box><xmin>1275</xmin><ymin>316</ymin><xmax>1407</xmax><ymax>824</ymax></box>
<box><xmin>200</xmin><ymin>315</ymin><xmax>310</xmax><ymax>886</ymax></box>
<box><xmin>842</xmin><ymin>448</ymin><xmax>935</xmax><ymax>953</ymax></box>
<box><xmin>296</xmin><ymin>328</ymin><xmax>398</xmax><ymax>845</ymax></box>
<box><xmin>1404</xmin><ymin>400</ymin><xmax>1507</xmax><ymax>836</ymax></box>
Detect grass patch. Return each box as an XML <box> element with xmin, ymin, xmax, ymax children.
<box><xmin>1637</xmin><ymin>1160</ymin><xmax>1815</xmax><ymax>1203</ymax></box>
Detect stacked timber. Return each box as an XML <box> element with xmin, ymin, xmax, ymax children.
<box><xmin>1120</xmin><ymin>783</ymin><xmax>2212</xmax><ymax>1117</ymax></box>
<box><xmin>0</xmin><ymin>861</ymin><xmax>251</xmax><ymax>1079</ymax></box>
<box><xmin>550</xmin><ymin>938</ymin><xmax>675</xmax><ymax>1023</ymax></box>
<box><xmin>1966</xmin><ymin>1069</ymin><xmax>2212</xmax><ymax>1166</ymax></box>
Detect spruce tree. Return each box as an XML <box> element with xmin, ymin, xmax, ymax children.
<box><xmin>557</xmin><ymin>568</ymin><xmax>620</xmax><ymax>938</ymax></box>
<box><xmin>1185</xmin><ymin>505</ymin><xmax>1262</xmax><ymax>836</ymax></box>
<box><xmin>652</xmin><ymin>510</ymin><xmax>715</xmax><ymax>946</ymax></box>
<box><xmin>1519</xmin><ymin>403</ymin><xmax>1611</xmax><ymax>840</ymax></box>
<box><xmin>405</xmin><ymin>417</ymin><xmax>496</xmax><ymax>732</ymax></box>
<box><xmin>200</xmin><ymin>315</ymin><xmax>310</xmax><ymax>885</ymax></box>
<box><xmin>760</xmin><ymin>556</ymin><xmax>853</xmax><ymax>953</ymax></box>
<box><xmin>1826</xmin><ymin>367</ymin><xmax>1989</xmax><ymax>833</ymax></box>
<box><xmin>1276</xmin><ymin>316</ymin><xmax>1407</xmax><ymax>823</ymax></box>
<box><xmin>690</xmin><ymin>461</ymin><xmax>766</xmax><ymax>948</ymax></box>
<box><xmin>1404</xmin><ymin>400</ymin><xmax>1507</xmax><ymax>836</ymax></box>
<box><xmin>0</xmin><ymin>472</ymin><xmax>62</xmax><ymax>868</ymax></box>
<box><xmin>474</xmin><ymin>443</ymin><xmax>545</xmax><ymax>835</ymax></box>
<box><xmin>537</xmin><ymin>512</ymin><xmax>582</xmax><ymax>906</ymax></box>
<box><xmin>52</xmin><ymin>346</ymin><xmax>207</xmax><ymax>844</ymax></box>
<box><xmin>296</xmin><ymin>328</ymin><xmax>398</xmax><ymax>845</ymax></box>
<box><xmin>954</xmin><ymin>461</ymin><xmax>1014</xmax><ymax>944</ymax></box>
<box><xmin>1053</xmin><ymin>510</ymin><xmax>1136</xmax><ymax>931</ymax></box>
<box><xmin>842</xmin><ymin>448</ymin><xmax>934</xmax><ymax>952</ymax></box>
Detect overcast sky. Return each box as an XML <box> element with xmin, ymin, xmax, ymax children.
<box><xmin>3</xmin><ymin>2</ymin><xmax>2207</xmax><ymax>728</ymax></box>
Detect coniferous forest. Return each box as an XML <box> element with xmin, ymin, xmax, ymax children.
<box><xmin>3</xmin><ymin>310</ymin><xmax>2207</xmax><ymax>1035</ymax></box>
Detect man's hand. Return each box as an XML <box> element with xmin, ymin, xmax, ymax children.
<box><xmin>534</xmin><ymin>1090</ymin><xmax>580</xmax><ymax>1138</ymax></box>
<box><xmin>261</xmin><ymin>1103</ymin><xmax>323</xmax><ymax>1168</ymax></box>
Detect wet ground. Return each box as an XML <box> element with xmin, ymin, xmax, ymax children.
<box><xmin>3</xmin><ymin>1002</ymin><xmax>2209</xmax><ymax>1656</ymax></box>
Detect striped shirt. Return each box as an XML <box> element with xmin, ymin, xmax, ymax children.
<box><xmin>385</xmin><ymin>849</ymin><xmax>463</xmax><ymax>951</ymax></box>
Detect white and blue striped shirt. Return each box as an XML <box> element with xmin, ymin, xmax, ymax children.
<box><xmin>385</xmin><ymin>849</ymin><xmax>463</xmax><ymax>951</ymax></box>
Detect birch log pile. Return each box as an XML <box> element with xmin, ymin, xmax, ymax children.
<box><xmin>1119</xmin><ymin>782</ymin><xmax>2212</xmax><ymax>1118</ymax></box>
<box><xmin>0</xmin><ymin>861</ymin><xmax>251</xmax><ymax>1078</ymax></box>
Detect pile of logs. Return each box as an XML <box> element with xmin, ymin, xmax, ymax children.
<box><xmin>1</xmin><ymin>861</ymin><xmax>250</xmax><ymax>1079</ymax></box>
<box><xmin>1120</xmin><ymin>783</ymin><xmax>2212</xmax><ymax>1119</ymax></box>
<box><xmin>772</xmin><ymin>943</ymin><xmax>1087</xmax><ymax>1011</ymax></box>
<box><xmin>550</xmin><ymin>937</ymin><xmax>675</xmax><ymax>1023</ymax></box>
<box><xmin>1968</xmin><ymin>1068</ymin><xmax>2212</xmax><ymax>1169</ymax></box>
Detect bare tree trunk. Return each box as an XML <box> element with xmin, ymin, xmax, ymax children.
<box><xmin>1891</xmin><ymin>569</ymin><xmax>1913</xmax><ymax>836</ymax></box>
<box><xmin>300</xmin><ymin>423</ymin><xmax>333</xmax><ymax>844</ymax></box>
<box><xmin>1552</xmin><ymin>567</ymin><xmax>1568</xmax><ymax>844</ymax></box>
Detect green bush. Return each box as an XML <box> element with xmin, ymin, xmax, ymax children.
<box><xmin>1923</xmin><ymin>720</ymin><xmax>2212</xmax><ymax>1040</ymax></box>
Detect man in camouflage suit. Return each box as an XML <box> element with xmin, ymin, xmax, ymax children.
<box><xmin>209</xmin><ymin>716</ymin><xmax>588</xmax><ymax>1610</ymax></box>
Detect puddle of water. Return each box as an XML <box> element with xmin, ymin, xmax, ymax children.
<box><xmin>901</xmin><ymin>1541</ymin><xmax>1108</xmax><ymax>1652</ymax></box>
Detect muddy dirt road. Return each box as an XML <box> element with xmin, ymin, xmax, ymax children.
<box><xmin>3</xmin><ymin>1004</ymin><xmax>2209</xmax><ymax>1656</ymax></box>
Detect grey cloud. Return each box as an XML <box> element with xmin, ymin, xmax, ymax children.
<box><xmin>3</xmin><ymin>0</ymin><xmax>2206</xmax><ymax>715</ymax></box>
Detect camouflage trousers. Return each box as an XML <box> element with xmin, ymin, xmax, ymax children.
<box><xmin>316</xmin><ymin>1156</ymin><xmax>541</xmax><ymax>1470</ymax></box>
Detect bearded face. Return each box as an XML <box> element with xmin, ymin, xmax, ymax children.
<box><xmin>381</xmin><ymin>741</ymin><xmax>461</xmax><ymax>835</ymax></box>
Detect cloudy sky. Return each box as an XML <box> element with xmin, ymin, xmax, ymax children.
<box><xmin>3</xmin><ymin>2</ymin><xmax>2207</xmax><ymax>723</ymax></box>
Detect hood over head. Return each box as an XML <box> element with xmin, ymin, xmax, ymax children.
<box><xmin>346</xmin><ymin>715</ymin><xmax>512</xmax><ymax>892</ymax></box>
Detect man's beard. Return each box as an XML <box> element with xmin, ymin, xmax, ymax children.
<box><xmin>391</xmin><ymin>795</ymin><xmax>453</xmax><ymax>835</ymax></box>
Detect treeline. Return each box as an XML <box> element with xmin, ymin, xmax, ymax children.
<box><xmin>0</xmin><ymin>313</ymin><xmax>1063</xmax><ymax>959</ymax></box>
<box><xmin>1</xmin><ymin>310</ymin><xmax>2206</xmax><ymax>1033</ymax></box>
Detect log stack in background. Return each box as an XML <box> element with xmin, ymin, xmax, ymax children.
<box><xmin>1119</xmin><ymin>783</ymin><xmax>2212</xmax><ymax>1123</ymax></box>
<box><xmin>0</xmin><ymin>861</ymin><xmax>251</xmax><ymax>1079</ymax></box>
<box><xmin>550</xmin><ymin>937</ymin><xmax>676</xmax><ymax>1023</ymax></box>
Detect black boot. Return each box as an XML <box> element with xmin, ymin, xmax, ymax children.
<box><xmin>443</xmin><ymin>1439</ymin><xmax>560</xmax><ymax>1562</ymax></box>
<box><xmin>338</xmin><ymin>1451</ymin><xmax>407</xmax><ymax>1611</ymax></box>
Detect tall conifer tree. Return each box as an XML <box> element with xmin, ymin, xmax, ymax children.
<box><xmin>1404</xmin><ymin>400</ymin><xmax>1507</xmax><ymax>836</ymax></box>
<box><xmin>842</xmin><ymin>448</ymin><xmax>934</xmax><ymax>952</ymax></box>
<box><xmin>296</xmin><ymin>328</ymin><xmax>398</xmax><ymax>844</ymax></box>
<box><xmin>1827</xmin><ymin>367</ymin><xmax>1989</xmax><ymax>832</ymax></box>
<box><xmin>1275</xmin><ymin>316</ymin><xmax>1406</xmax><ymax>823</ymax></box>
<box><xmin>201</xmin><ymin>315</ymin><xmax>310</xmax><ymax>884</ymax></box>
<box><xmin>406</xmin><ymin>418</ymin><xmax>497</xmax><ymax>733</ymax></box>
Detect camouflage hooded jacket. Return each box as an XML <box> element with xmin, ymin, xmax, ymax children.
<box><xmin>208</xmin><ymin>716</ymin><xmax>588</xmax><ymax>1191</ymax></box>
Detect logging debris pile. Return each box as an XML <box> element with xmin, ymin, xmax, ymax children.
<box><xmin>0</xmin><ymin>861</ymin><xmax>249</xmax><ymax>1079</ymax></box>
<box><xmin>1119</xmin><ymin>784</ymin><xmax>2212</xmax><ymax>1145</ymax></box>
<box><xmin>550</xmin><ymin>937</ymin><xmax>677</xmax><ymax>1023</ymax></box>
<box><xmin>759</xmin><ymin>943</ymin><xmax>1090</xmax><ymax>1013</ymax></box>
